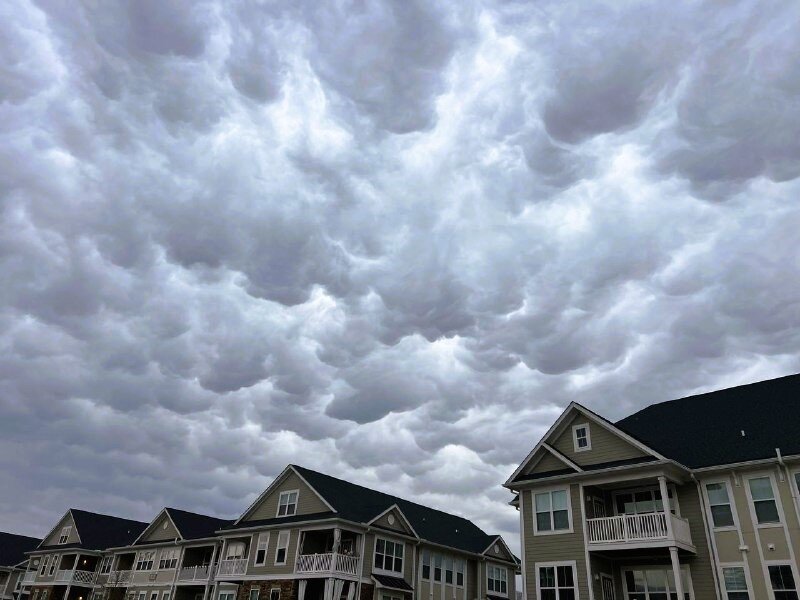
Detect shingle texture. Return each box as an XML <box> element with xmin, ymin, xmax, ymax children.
<box><xmin>162</xmin><ymin>508</ymin><xmax>232</xmax><ymax>541</ymax></box>
<box><xmin>0</xmin><ymin>531</ymin><xmax>41</xmax><ymax>566</ymax></box>
<box><xmin>616</xmin><ymin>373</ymin><xmax>800</xmax><ymax>469</ymax></box>
<box><xmin>292</xmin><ymin>466</ymin><xmax>504</xmax><ymax>556</ymax></box>
<box><xmin>39</xmin><ymin>509</ymin><xmax>147</xmax><ymax>551</ymax></box>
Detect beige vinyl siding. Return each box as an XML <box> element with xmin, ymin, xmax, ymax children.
<box><xmin>774</xmin><ymin>464</ymin><xmax>800</xmax><ymax>568</ymax></box>
<box><xmin>466</xmin><ymin>559</ymin><xmax>477</xmax><ymax>600</ymax></box>
<box><xmin>521</xmin><ymin>484</ymin><xmax>588</xmax><ymax>600</ymax></box>
<box><xmin>550</xmin><ymin>412</ymin><xmax>648</xmax><ymax>467</ymax></box>
<box><xmin>140</xmin><ymin>515</ymin><xmax>181</xmax><ymax>543</ymax></box>
<box><xmin>727</xmin><ymin>469</ymin><xmax>771</xmax><ymax>600</ymax></box>
<box><xmin>589</xmin><ymin>555</ymin><xmax>612</xmax><ymax>600</ymax></box>
<box><xmin>363</xmin><ymin>533</ymin><xmax>413</xmax><ymax>584</ymax></box>
<box><xmin>245</xmin><ymin>529</ymin><xmax>299</xmax><ymax>576</ymax></box>
<box><xmin>43</xmin><ymin>514</ymin><xmax>79</xmax><ymax>546</ymax></box>
<box><xmin>482</xmin><ymin>560</ymin><xmax>515</xmax><ymax>600</ymax></box>
<box><xmin>131</xmin><ymin>563</ymin><xmax>179</xmax><ymax>585</ymax></box>
<box><xmin>485</xmin><ymin>541</ymin><xmax>514</xmax><ymax>564</ymax></box>
<box><xmin>372</xmin><ymin>510</ymin><xmax>413</xmax><ymax>535</ymax></box>
<box><xmin>528</xmin><ymin>452</ymin><xmax>570</xmax><ymax>475</ymax></box>
<box><xmin>418</xmin><ymin>546</ymin><xmax>472</xmax><ymax>600</ymax></box>
<box><xmin>713</xmin><ymin>530</ymin><xmax>742</xmax><ymax>563</ymax></box>
<box><xmin>674</xmin><ymin>483</ymin><xmax>716</xmax><ymax>600</ymax></box>
<box><xmin>244</xmin><ymin>471</ymin><xmax>330</xmax><ymax>522</ymax></box>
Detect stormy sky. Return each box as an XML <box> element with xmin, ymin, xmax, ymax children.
<box><xmin>2</xmin><ymin>0</ymin><xmax>800</xmax><ymax>550</ymax></box>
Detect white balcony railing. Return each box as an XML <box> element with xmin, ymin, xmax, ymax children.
<box><xmin>22</xmin><ymin>572</ymin><xmax>37</xmax><ymax>585</ymax></box>
<box><xmin>54</xmin><ymin>570</ymin><xmax>97</xmax><ymax>585</ymax></box>
<box><xmin>217</xmin><ymin>559</ymin><xmax>247</xmax><ymax>577</ymax></box>
<box><xmin>178</xmin><ymin>565</ymin><xmax>213</xmax><ymax>582</ymax></box>
<box><xmin>106</xmin><ymin>570</ymin><xmax>133</xmax><ymax>586</ymax></box>
<box><xmin>586</xmin><ymin>513</ymin><xmax>692</xmax><ymax>547</ymax></box>
<box><xmin>295</xmin><ymin>553</ymin><xmax>359</xmax><ymax>576</ymax></box>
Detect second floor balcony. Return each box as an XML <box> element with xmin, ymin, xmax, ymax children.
<box><xmin>22</xmin><ymin>572</ymin><xmax>37</xmax><ymax>585</ymax></box>
<box><xmin>54</xmin><ymin>569</ymin><xmax>97</xmax><ymax>585</ymax></box>
<box><xmin>295</xmin><ymin>553</ymin><xmax>359</xmax><ymax>577</ymax></box>
<box><xmin>177</xmin><ymin>565</ymin><xmax>215</xmax><ymax>582</ymax></box>
<box><xmin>586</xmin><ymin>511</ymin><xmax>693</xmax><ymax>549</ymax></box>
<box><xmin>217</xmin><ymin>559</ymin><xmax>247</xmax><ymax>577</ymax></box>
<box><xmin>105</xmin><ymin>570</ymin><xmax>133</xmax><ymax>586</ymax></box>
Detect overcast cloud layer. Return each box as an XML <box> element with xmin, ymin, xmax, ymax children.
<box><xmin>2</xmin><ymin>0</ymin><xmax>800</xmax><ymax>549</ymax></box>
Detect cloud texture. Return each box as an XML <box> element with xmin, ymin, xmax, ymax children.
<box><xmin>2</xmin><ymin>0</ymin><xmax>800</xmax><ymax>550</ymax></box>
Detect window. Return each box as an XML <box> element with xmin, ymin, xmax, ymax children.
<box><xmin>219</xmin><ymin>593</ymin><xmax>236</xmax><ymax>600</ymax></box>
<box><xmin>488</xmin><ymin>565</ymin><xmax>508</xmax><ymax>596</ymax></box>
<box><xmin>274</xmin><ymin>531</ymin><xmax>290</xmax><ymax>565</ymax></box>
<box><xmin>159</xmin><ymin>548</ymin><xmax>179</xmax><ymax>570</ymax></box>
<box><xmin>455</xmin><ymin>559</ymin><xmax>464</xmax><ymax>587</ymax></box>
<box><xmin>706</xmin><ymin>483</ymin><xmax>735</xmax><ymax>528</ymax></box>
<box><xmin>225</xmin><ymin>542</ymin><xmax>246</xmax><ymax>560</ymax></box>
<box><xmin>39</xmin><ymin>556</ymin><xmax>49</xmax><ymax>576</ymax></box>
<box><xmin>150</xmin><ymin>592</ymin><xmax>158</xmax><ymax>600</ymax></box>
<box><xmin>421</xmin><ymin>551</ymin><xmax>430</xmax><ymax>580</ymax></box>
<box><xmin>135</xmin><ymin>551</ymin><xmax>155</xmax><ymax>571</ymax></box>
<box><xmin>277</xmin><ymin>491</ymin><xmax>298</xmax><ymax>517</ymax></box>
<box><xmin>58</xmin><ymin>526</ymin><xmax>72</xmax><ymax>545</ymax></box>
<box><xmin>534</xmin><ymin>489</ymin><xmax>571</xmax><ymax>533</ymax></box>
<box><xmin>48</xmin><ymin>556</ymin><xmax>58</xmax><ymax>576</ymax></box>
<box><xmin>623</xmin><ymin>568</ymin><xmax>690</xmax><ymax>600</ymax></box>
<box><xmin>41</xmin><ymin>591</ymin><xmax>48</xmax><ymax>600</ymax></box>
<box><xmin>433</xmin><ymin>554</ymin><xmax>442</xmax><ymax>582</ymax></box>
<box><xmin>749</xmin><ymin>477</ymin><xmax>780</xmax><ymax>524</ymax></box>
<box><xmin>100</xmin><ymin>556</ymin><xmax>113</xmax><ymax>574</ymax></box>
<box><xmin>722</xmin><ymin>567</ymin><xmax>749</xmax><ymax>600</ymax></box>
<box><xmin>270</xmin><ymin>589</ymin><xmax>280</xmax><ymax>600</ymax></box>
<box><xmin>573</xmin><ymin>424</ymin><xmax>591</xmax><ymax>452</ymax></box>
<box><xmin>374</xmin><ymin>538</ymin><xmax>403</xmax><ymax>574</ymax></box>
<box><xmin>254</xmin><ymin>532</ymin><xmax>270</xmax><ymax>566</ymax></box>
<box><xmin>769</xmin><ymin>565</ymin><xmax>798</xmax><ymax>600</ymax></box>
<box><xmin>249</xmin><ymin>589</ymin><xmax>260</xmax><ymax>600</ymax></box>
<box><xmin>445</xmin><ymin>557</ymin><xmax>453</xmax><ymax>584</ymax></box>
<box><xmin>162</xmin><ymin>593</ymin><xmax>170</xmax><ymax>600</ymax></box>
<box><xmin>537</xmin><ymin>564</ymin><xmax>575</xmax><ymax>600</ymax></box>
<box><xmin>138</xmin><ymin>592</ymin><xmax>146</xmax><ymax>600</ymax></box>
<box><xmin>615</xmin><ymin>489</ymin><xmax>675</xmax><ymax>516</ymax></box>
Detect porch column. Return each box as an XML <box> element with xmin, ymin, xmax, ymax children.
<box><xmin>669</xmin><ymin>547</ymin><xmax>684</xmax><ymax>599</ymax></box>
<box><xmin>658</xmin><ymin>476</ymin><xmax>674</xmax><ymax>540</ymax></box>
<box><xmin>202</xmin><ymin>542</ymin><xmax>219</xmax><ymax>600</ymax></box>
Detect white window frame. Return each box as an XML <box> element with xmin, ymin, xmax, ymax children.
<box><xmin>421</xmin><ymin>550</ymin><xmax>430</xmax><ymax>581</ymax></box>
<box><xmin>135</xmin><ymin>551</ymin><xmax>155</xmax><ymax>571</ymax></box>
<box><xmin>276</xmin><ymin>490</ymin><xmax>299</xmax><ymax>517</ymax></box>
<box><xmin>719</xmin><ymin>563</ymin><xmax>752</xmax><ymax>600</ymax></box>
<box><xmin>225</xmin><ymin>541</ymin><xmax>247</xmax><ymax>561</ymax></box>
<box><xmin>612</xmin><ymin>485</ymin><xmax>680</xmax><ymax>516</ymax></box>
<box><xmin>39</xmin><ymin>556</ymin><xmax>49</xmax><ymax>576</ymax></box>
<box><xmin>249</xmin><ymin>588</ymin><xmax>260</xmax><ymax>600</ymax></box>
<box><xmin>703</xmin><ymin>479</ymin><xmax>738</xmax><ymax>531</ymax></box>
<box><xmin>455</xmin><ymin>558</ymin><xmax>465</xmax><ymax>588</ymax></box>
<box><xmin>433</xmin><ymin>553</ymin><xmax>442</xmax><ymax>583</ymax></box>
<box><xmin>269</xmin><ymin>589</ymin><xmax>280</xmax><ymax>600</ymax></box>
<box><xmin>274</xmin><ymin>531</ymin><xmax>290</xmax><ymax>566</ymax></box>
<box><xmin>535</xmin><ymin>561</ymin><xmax>576</xmax><ymax>600</ymax></box>
<box><xmin>138</xmin><ymin>593</ymin><xmax>146</xmax><ymax>600</ymax></box>
<box><xmin>532</xmin><ymin>487</ymin><xmax>573</xmax><ymax>535</ymax></box>
<box><xmin>621</xmin><ymin>564</ymin><xmax>694</xmax><ymax>600</ymax></box>
<box><xmin>57</xmin><ymin>526</ymin><xmax>72</xmax><ymax>545</ymax></box>
<box><xmin>149</xmin><ymin>592</ymin><xmax>158</xmax><ymax>600</ymax></box>
<box><xmin>444</xmin><ymin>556</ymin><xmax>453</xmax><ymax>585</ymax></box>
<box><xmin>100</xmin><ymin>556</ymin><xmax>113</xmax><ymax>574</ymax></box>
<box><xmin>162</xmin><ymin>593</ymin><xmax>170</xmax><ymax>600</ymax></box>
<box><xmin>48</xmin><ymin>555</ymin><xmax>59</xmax><ymax>576</ymax></box>
<box><xmin>745</xmin><ymin>473</ymin><xmax>784</xmax><ymax>528</ymax></box>
<box><xmin>218</xmin><ymin>592</ymin><xmax>236</xmax><ymax>600</ymax></box>
<box><xmin>373</xmin><ymin>537</ymin><xmax>404</xmax><ymax>575</ymax></box>
<box><xmin>765</xmin><ymin>562</ymin><xmax>800</xmax><ymax>600</ymax></box>
<box><xmin>487</xmin><ymin>564</ymin><xmax>509</xmax><ymax>597</ymax></box>
<box><xmin>254</xmin><ymin>532</ymin><xmax>270</xmax><ymax>567</ymax></box>
<box><xmin>572</xmin><ymin>424</ymin><xmax>591</xmax><ymax>453</ymax></box>
<box><xmin>158</xmin><ymin>548</ymin><xmax>179</xmax><ymax>570</ymax></box>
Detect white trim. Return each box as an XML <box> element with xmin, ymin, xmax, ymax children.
<box><xmin>572</xmin><ymin>424</ymin><xmax>591</xmax><ymax>453</ymax></box>
<box><xmin>253</xmin><ymin>532</ymin><xmax>270</xmax><ymax>567</ymax></box>
<box><xmin>273</xmin><ymin>531</ymin><xmax>290</xmax><ymax>566</ymax></box>
<box><xmin>372</xmin><ymin>536</ymin><xmax>405</xmax><ymax>576</ymax></box>
<box><xmin>531</xmin><ymin>486</ymin><xmax>573</xmax><ymax>536</ymax></box>
<box><xmin>367</xmin><ymin>505</ymin><xmax>419</xmax><ymax>539</ymax></box>
<box><xmin>486</xmin><ymin>563</ymin><xmax>509</xmax><ymax>598</ymax></box>
<box><xmin>744</xmin><ymin>472</ymin><xmax>784</xmax><ymax>528</ymax></box>
<box><xmin>133</xmin><ymin>509</ymin><xmax>183</xmax><ymax>546</ymax></box>
<box><xmin>479</xmin><ymin>536</ymin><xmax>515</xmax><ymax>563</ymax></box>
<box><xmin>763</xmin><ymin>561</ymin><xmax>800</xmax><ymax>600</ymax></box>
<box><xmin>277</xmin><ymin>489</ymin><xmax>300</xmax><ymax>518</ymax></box>
<box><xmin>718</xmin><ymin>562</ymin><xmax>753</xmax><ymax>600</ymax></box>
<box><xmin>541</xmin><ymin>444</ymin><xmax>584</xmax><ymax>473</ymax></box>
<box><xmin>533</xmin><ymin>561</ymin><xmax>578</xmax><ymax>600</ymax></box>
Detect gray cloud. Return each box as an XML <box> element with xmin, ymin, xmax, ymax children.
<box><xmin>2</xmin><ymin>0</ymin><xmax>800</xmax><ymax>554</ymax></box>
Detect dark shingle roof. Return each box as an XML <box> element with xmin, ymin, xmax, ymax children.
<box><xmin>39</xmin><ymin>510</ymin><xmax>148</xmax><ymax>551</ymax></box>
<box><xmin>616</xmin><ymin>373</ymin><xmax>800</xmax><ymax>469</ymax></box>
<box><xmin>372</xmin><ymin>574</ymin><xmax>414</xmax><ymax>590</ymax></box>
<box><xmin>0</xmin><ymin>532</ymin><xmax>41</xmax><ymax>567</ymax></box>
<box><xmin>292</xmin><ymin>465</ymin><xmax>500</xmax><ymax>555</ymax></box>
<box><xmin>223</xmin><ymin>512</ymin><xmax>337</xmax><ymax>530</ymax></box>
<box><xmin>161</xmin><ymin>508</ymin><xmax>232</xmax><ymax>541</ymax></box>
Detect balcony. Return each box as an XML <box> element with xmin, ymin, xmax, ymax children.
<box><xmin>295</xmin><ymin>553</ymin><xmax>359</xmax><ymax>577</ymax></box>
<box><xmin>54</xmin><ymin>570</ymin><xmax>97</xmax><ymax>585</ymax></box>
<box><xmin>177</xmin><ymin>565</ymin><xmax>215</xmax><ymax>582</ymax></box>
<box><xmin>216</xmin><ymin>559</ymin><xmax>247</xmax><ymax>578</ymax></box>
<box><xmin>22</xmin><ymin>573</ymin><xmax>36</xmax><ymax>585</ymax></box>
<box><xmin>105</xmin><ymin>570</ymin><xmax>133</xmax><ymax>586</ymax></box>
<box><xmin>586</xmin><ymin>512</ymin><xmax>694</xmax><ymax>552</ymax></box>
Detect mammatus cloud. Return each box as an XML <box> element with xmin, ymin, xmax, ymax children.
<box><xmin>2</xmin><ymin>0</ymin><xmax>800</xmax><ymax>552</ymax></box>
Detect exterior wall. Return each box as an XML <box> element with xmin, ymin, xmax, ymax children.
<box><xmin>520</xmin><ymin>484</ymin><xmax>588</xmax><ymax>600</ymax></box>
<box><xmin>126</xmin><ymin>585</ymin><xmax>173</xmax><ymax>600</ymax></box>
<box><xmin>480</xmin><ymin>560</ymin><xmax>515</xmax><ymax>600</ymax></box>
<box><xmin>529</xmin><ymin>453</ymin><xmax>570</xmax><ymax>476</ymax></box>
<box><xmin>549</xmin><ymin>413</ymin><xmax>648</xmax><ymax>467</ymax></box>
<box><xmin>372</xmin><ymin>511</ymin><xmax>412</xmax><ymax>536</ymax></box>
<box><xmin>235</xmin><ymin>581</ymin><xmax>295</xmax><ymax>600</ymax></box>
<box><xmin>141</xmin><ymin>516</ymin><xmax>181</xmax><ymax>543</ymax></box>
<box><xmin>484</xmin><ymin>542</ymin><xmax>514</xmax><ymax>565</ymax></box>
<box><xmin>244</xmin><ymin>473</ymin><xmax>329</xmax><ymax>522</ymax></box>
<box><xmin>674</xmin><ymin>482</ymin><xmax>716</xmax><ymax>599</ymax></box>
<box><xmin>130</xmin><ymin>566</ymin><xmax>178</xmax><ymax>586</ymax></box>
<box><xmin>245</xmin><ymin>529</ymin><xmax>300</xmax><ymax>577</ymax></box>
<box><xmin>42</xmin><ymin>515</ymin><xmax>80</xmax><ymax>547</ymax></box>
<box><xmin>362</xmin><ymin>533</ymin><xmax>413</xmax><ymax>584</ymax></box>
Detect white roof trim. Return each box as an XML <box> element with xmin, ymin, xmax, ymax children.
<box><xmin>505</xmin><ymin>402</ymin><xmax>666</xmax><ymax>486</ymax></box>
<box><xmin>367</xmin><ymin>504</ymin><xmax>419</xmax><ymax>538</ymax></box>
<box><xmin>37</xmin><ymin>509</ymin><xmax>82</xmax><ymax>549</ymax></box>
<box><xmin>234</xmin><ymin>465</ymin><xmax>336</xmax><ymax>525</ymax></box>
<box><xmin>131</xmin><ymin>508</ymin><xmax>183</xmax><ymax>545</ymax></box>
<box><xmin>541</xmin><ymin>443</ymin><xmax>584</xmax><ymax>473</ymax></box>
<box><xmin>480</xmin><ymin>535</ymin><xmax>518</xmax><ymax>564</ymax></box>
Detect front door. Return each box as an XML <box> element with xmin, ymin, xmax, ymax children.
<box><xmin>601</xmin><ymin>574</ymin><xmax>614</xmax><ymax>600</ymax></box>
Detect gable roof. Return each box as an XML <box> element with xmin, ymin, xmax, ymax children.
<box><xmin>39</xmin><ymin>509</ymin><xmax>148</xmax><ymax>551</ymax></box>
<box><xmin>239</xmin><ymin>465</ymin><xmax>510</xmax><ymax>557</ymax></box>
<box><xmin>0</xmin><ymin>532</ymin><xmax>41</xmax><ymax>567</ymax></box>
<box><xmin>616</xmin><ymin>373</ymin><xmax>800</xmax><ymax>469</ymax></box>
<box><xmin>164</xmin><ymin>508</ymin><xmax>232</xmax><ymax>541</ymax></box>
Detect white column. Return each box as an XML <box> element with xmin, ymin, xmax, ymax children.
<box><xmin>669</xmin><ymin>547</ymin><xmax>684</xmax><ymax>599</ymax></box>
<box><xmin>658</xmin><ymin>476</ymin><xmax>674</xmax><ymax>540</ymax></box>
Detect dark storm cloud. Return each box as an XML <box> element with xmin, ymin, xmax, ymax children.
<box><xmin>2</xmin><ymin>0</ymin><xmax>800</xmax><ymax>552</ymax></box>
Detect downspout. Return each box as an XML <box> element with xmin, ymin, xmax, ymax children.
<box><xmin>779</xmin><ymin>447</ymin><xmax>800</xmax><ymax>528</ymax></box>
<box><xmin>691</xmin><ymin>474</ymin><xmax>722</xmax><ymax>600</ymax></box>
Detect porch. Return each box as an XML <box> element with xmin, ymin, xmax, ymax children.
<box><xmin>295</xmin><ymin>529</ymin><xmax>360</xmax><ymax>578</ymax></box>
<box><xmin>297</xmin><ymin>578</ymin><xmax>358</xmax><ymax>600</ymax></box>
<box><xmin>54</xmin><ymin>554</ymin><xmax>100</xmax><ymax>587</ymax></box>
<box><xmin>106</xmin><ymin>552</ymin><xmax>135</xmax><ymax>587</ymax></box>
<box><xmin>177</xmin><ymin>545</ymin><xmax>217</xmax><ymax>583</ymax></box>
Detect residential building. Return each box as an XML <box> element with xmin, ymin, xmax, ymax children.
<box><xmin>102</xmin><ymin>508</ymin><xmax>231</xmax><ymax>600</ymax></box>
<box><xmin>214</xmin><ymin>465</ymin><xmax>519</xmax><ymax>600</ymax></box>
<box><xmin>506</xmin><ymin>373</ymin><xmax>800</xmax><ymax>600</ymax></box>
<box><xmin>24</xmin><ymin>509</ymin><xmax>148</xmax><ymax>600</ymax></box>
<box><xmin>1</xmin><ymin>532</ymin><xmax>41</xmax><ymax>600</ymax></box>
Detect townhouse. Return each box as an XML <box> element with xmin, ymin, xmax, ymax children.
<box><xmin>1</xmin><ymin>532</ymin><xmax>41</xmax><ymax>600</ymax></box>
<box><xmin>506</xmin><ymin>373</ymin><xmax>800</xmax><ymax>600</ymax></box>
<box><xmin>213</xmin><ymin>465</ymin><xmax>519</xmax><ymax>600</ymax></box>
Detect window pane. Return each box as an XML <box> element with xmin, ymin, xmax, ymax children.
<box><xmin>553</xmin><ymin>510</ymin><xmax>569</xmax><ymax>530</ymax></box>
<box><xmin>560</xmin><ymin>591</ymin><xmax>575</xmax><ymax>600</ymax></box>
<box><xmin>707</xmin><ymin>483</ymin><xmax>730</xmax><ymax>505</ymax></box>
<box><xmin>552</xmin><ymin>490</ymin><xmax>568</xmax><ymax>511</ymax></box>
<box><xmin>539</xmin><ymin>566</ymin><xmax>555</xmax><ymax>587</ymax></box>
<box><xmin>755</xmin><ymin>500</ymin><xmax>780</xmax><ymax>524</ymax></box>
<box><xmin>540</xmin><ymin>591</ymin><xmax>556</xmax><ymax>600</ymax></box>
<box><xmin>711</xmin><ymin>505</ymin><xmax>735</xmax><ymax>527</ymax></box>
<box><xmin>537</xmin><ymin>513</ymin><xmax>552</xmax><ymax>531</ymax></box>
<box><xmin>535</xmin><ymin>493</ymin><xmax>551</xmax><ymax>512</ymax></box>
<box><xmin>727</xmin><ymin>593</ymin><xmax>749</xmax><ymax>600</ymax></box>
<box><xmin>646</xmin><ymin>570</ymin><xmax>668</xmax><ymax>592</ymax></box>
<box><xmin>749</xmin><ymin>477</ymin><xmax>775</xmax><ymax>501</ymax></box>
<box><xmin>723</xmin><ymin>567</ymin><xmax>747</xmax><ymax>591</ymax></box>
<box><xmin>635</xmin><ymin>491</ymin><xmax>655</xmax><ymax>513</ymax></box>
<box><xmin>557</xmin><ymin>566</ymin><xmax>574</xmax><ymax>587</ymax></box>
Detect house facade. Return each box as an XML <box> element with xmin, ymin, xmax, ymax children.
<box><xmin>1</xmin><ymin>532</ymin><xmax>41</xmax><ymax>600</ymax></box>
<box><xmin>506</xmin><ymin>373</ymin><xmax>800</xmax><ymax>600</ymax></box>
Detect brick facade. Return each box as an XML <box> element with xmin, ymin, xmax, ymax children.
<box><xmin>358</xmin><ymin>584</ymin><xmax>373</xmax><ymax>600</ymax></box>
<box><xmin>236</xmin><ymin>580</ymin><xmax>296</xmax><ymax>600</ymax></box>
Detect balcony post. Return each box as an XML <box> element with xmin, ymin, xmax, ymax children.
<box><xmin>669</xmin><ymin>546</ymin><xmax>684</xmax><ymax>599</ymax></box>
<box><xmin>658</xmin><ymin>476</ymin><xmax>674</xmax><ymax>540</ymax></box>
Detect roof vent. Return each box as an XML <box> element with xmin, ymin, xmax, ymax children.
<box><xmin>741</xmin><ymin>430</ymin><xmax>746</xmax><ymax>437</ymax></box>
